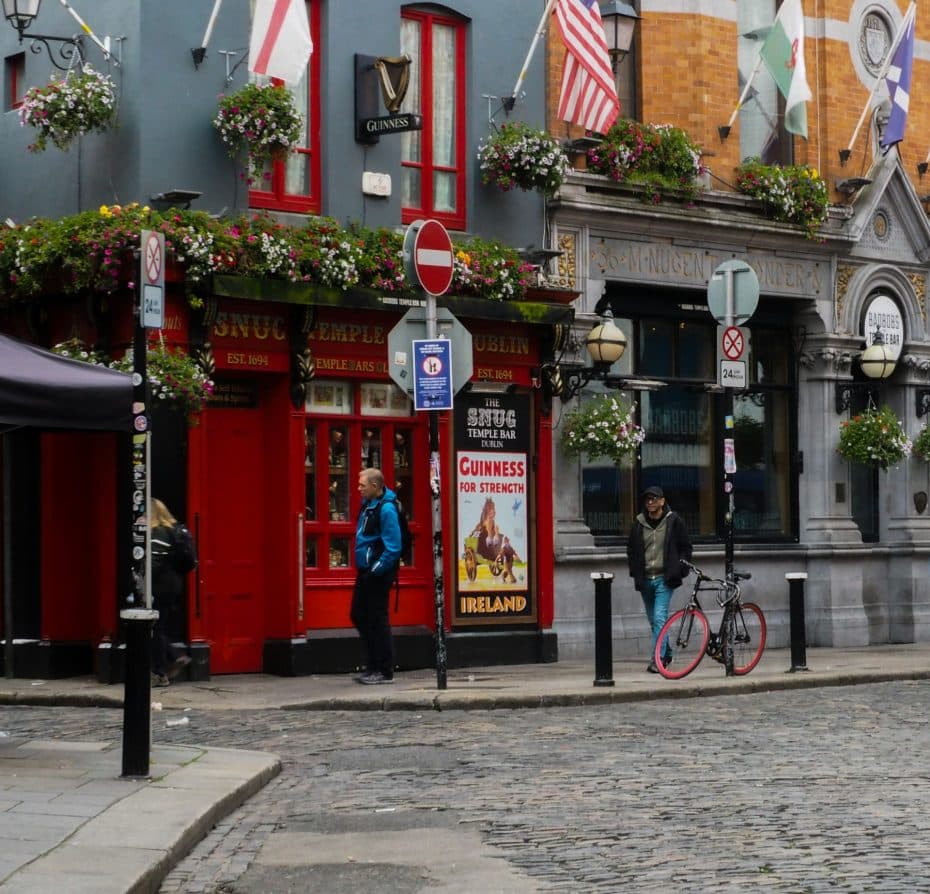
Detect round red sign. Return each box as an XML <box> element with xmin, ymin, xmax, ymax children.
<box><xmin>413</xmin><ymin>220</ymin><xmax>454</xmax><ymax>297</ymax></box>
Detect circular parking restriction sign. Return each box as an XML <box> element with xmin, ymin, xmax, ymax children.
<box><xmin>722</xmin><ymin>326</ymin><xmax>745</xmax><ymax>361</ymax></box>
<box><xmin>413</xmin><ymin>220</ymin><xmax>454</xmax><ymax>297</ymax></box>
<box><xmin>144</xmin><ymin>232</ymin><xmax>162</xmax><ymax>285</ymax></box>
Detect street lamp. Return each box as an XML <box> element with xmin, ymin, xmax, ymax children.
<box><xmin>600</xmin><ymin>0</ymin><xmax>639</xmax><ymax>72</ymax></box>
<box><xmin>544</xmin><ymin>311</ymin><xmax>665</xmax><ymax>401</ymax></box>
<box><xmin>859</xmin><ymin>328</ymin><xmax>896</xmax><ymax>380</ymax></box>
<box><xmin>834</xmin><ymin>328</ymin><xmax>897</xmax><ymax>412</ymax></box>
<box><xmin>2</xmin><ymin>0</ymin><xmax>85</xmax><ymax>70</ymax></box>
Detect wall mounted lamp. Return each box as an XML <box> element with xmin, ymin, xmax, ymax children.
<box><xmin>834</xmin><ymin>328</ymin><xmax>896</xmax><ymax>413</ymax></box>
<box><xmin>544</xmin><ymin>310</ymin><xmax>665</xmax><ymax>402</ymax></box>
<box><xmin>2</xmin><ymin>0</ymin><xmax>120</xmax><ymax>70</ymax></box>
<box><xmin>600</xmin><ymin>0</ymin><xmax>639</xmax><ymax>72</ymax></box>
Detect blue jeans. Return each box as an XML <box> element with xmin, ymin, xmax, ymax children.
<box><xmin>641</xmin><ymin>576</ymin><xmax>673</xmax><ymax>662</ymax></box>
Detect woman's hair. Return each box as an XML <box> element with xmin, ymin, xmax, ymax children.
<box><xmin>479</xmin><ymin>498</ymin><xmax>497</xmax><ymax>529</ymax></box>
<box><xmin>150</xmin><ymin>498</ymin><xmax>177</xmax><ymax>529</ymax></box>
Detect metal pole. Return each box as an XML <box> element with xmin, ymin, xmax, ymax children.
<box><xmin>786</xmin><ymin>572</ymin><xmax>809</xmax><ymax>672</ymax></box>
<box><xmin>723</xmin><ymin>269</ymin><xmax>735</xmax><ymax>583</ymax></box>
<box><xmin>425</xmin><ymin>286</ymin><xmax>447</xmax><ymax>690</ymax></box>
<box><xmin>3</xmin><ymin>438</ymin><xmax>13</xmax><ymax>678</ymax></box>
<box><xmin>121</xmin><ymin>276</ymin><xmax>155</xmax><ymax>779</ymax></box>
<box><xmin>591</xmin><ymin>572</ymin><xmax>615</xmax><ymax>686</ymax></box>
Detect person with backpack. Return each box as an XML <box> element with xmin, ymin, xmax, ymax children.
<box><xmin>626</xmin><ymin>486</ymin><xmax>692</xmax><ymax>674</ymax></box>
<box><xmin>150</xmin><ymin>498</ymin><xmax>197</xmax><ymax>687</ymax></box>
<box><xmin>351</xmin><ymin>467</ymin><xmax>402</xmax><ymax>685</ymax></box>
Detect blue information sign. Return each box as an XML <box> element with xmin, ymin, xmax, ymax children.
<box><xmin>412</xmin><ymin>338</ymin><xmax>453</xmax><ymax>411</ymax></box>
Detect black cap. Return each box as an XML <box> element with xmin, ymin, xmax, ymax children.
<box><xmin>642</xmin><ymin>486</ymin><xmax>664</xmax><ymax>499</ymax></box>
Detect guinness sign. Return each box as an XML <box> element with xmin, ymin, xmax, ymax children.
<box><xmin>355</xmin><ymin>53</ymin><xmax>424</xmax><ymax>144</ymax></box>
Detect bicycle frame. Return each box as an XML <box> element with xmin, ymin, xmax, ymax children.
<box><xmin>656</xmin><ymin>561</ymin><xmax>766</xmax><ymax>679</ymax></box>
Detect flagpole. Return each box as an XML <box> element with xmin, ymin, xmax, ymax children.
<box><xmin>505</xmin><ymin>0</ymin><xmax>560</xmax><ymax>111</ymax></box>
<box><xmin>842</xmin><ymin>1</ymin><xmax>915</xmax><ymax>160</ymax></box>
<box><xmin>724</xmin><ymin>54</ymin><xmax>764</xmax><ymax>130</ymax></box>
<box><xmin>57</xmin><ymin>0</ymin><xmax>118</xmax><ymax>66</ymax></box>
<box><xmin>192</xmin><ymin>0</ymin><xmax>224</xmax><ymax>67</ymax></box>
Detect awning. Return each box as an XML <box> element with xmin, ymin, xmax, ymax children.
<box><xmin>0</xmin><ymin>333</ymin><xmax>131</xmax><ymax>431</ymax></box>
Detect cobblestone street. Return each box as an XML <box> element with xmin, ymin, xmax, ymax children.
<box><xmin>3</xmin><ymin>680</ymin><xmax>929</xmax><ymax>892</ymax></box>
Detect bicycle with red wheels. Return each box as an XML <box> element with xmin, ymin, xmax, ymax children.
<box><xmin>654</xmin><ymin>560</ymin><xmax>766</xmax><ymax>679</ymax></box>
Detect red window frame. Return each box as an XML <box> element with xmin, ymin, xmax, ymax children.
<box><xmin>249</xmin><ymin>0</ymin><xmax>321</xmax><ymax>214</ymax></box>
<box><xmin>400</xmin><ymin>9</ymin><xmax>467</xmax><ymax>231</ymax></box>
<box><xmin>6</xmin><ymin>53</ymin><xmax>25</xmax><ymax>111</ymax></box>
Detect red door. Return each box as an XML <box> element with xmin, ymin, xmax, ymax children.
<box><xmin>203</xmin><ymin>407</ymin><xmax>266</xmax><ymax>673</ymax></box>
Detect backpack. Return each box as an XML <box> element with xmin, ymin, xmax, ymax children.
<box><xmin>374</xmin><ymin>495</ymin><xmax>412</xmax><ymax>568</ymax></box>
<box><xmin>171</xmin><ymin>523</ymin><xmax>198</xmax><ymax>575</ymax></box>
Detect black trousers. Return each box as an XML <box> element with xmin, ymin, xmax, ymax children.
<box><xmin>350</xmin><ymin>569</ymin><xmax>395</xmax><ymax>676</ymax></box>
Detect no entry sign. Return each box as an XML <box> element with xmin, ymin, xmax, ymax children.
<box><xmin>408</xmin><ymin>219</ymin><xmax>454</xmax><ymax>297</ymax></box>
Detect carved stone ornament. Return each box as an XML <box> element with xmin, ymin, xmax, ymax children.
<box><xmin>799</xmin><ymin>348</ymin><xmax>855</xmax><ymax>373</ymax></box>
<box><xmin>835</xmin><ymin>265</ymin><xmax>855</xmax><ymax>325</ymax></box>
<box><xmin>907</xmin><ymin>272</ymin><xmax>927</xmax><ymax>321</ymax></box>
<box><xmin>549</xmin><ymin>232</ymin><xmax>577</xmax><ymax>289</ymax></box>
<box><xmin>290</xmin><ymin>346</ymin><xmax>316</xmax><ymax>409</ymax></box>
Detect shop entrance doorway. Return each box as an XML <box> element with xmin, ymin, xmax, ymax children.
<box><xmin>202</xmin><ymin>403</ymin><xmax>266</xmax><ymax>673</ymax></box>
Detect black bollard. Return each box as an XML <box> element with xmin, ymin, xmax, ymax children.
<box><xmin>121</xmin><ymin>608</ymin><xmax>157</xmax><ymax>778</ymax></box>
<box><xmin>786</xmin><ymin>573</ymin><xmax>809</xmax><ymax>672</ymax></box>
<box><xmin>591</xmin><ymin>572</ymin><xmax>615</xmax><ymax>687</ymax></box>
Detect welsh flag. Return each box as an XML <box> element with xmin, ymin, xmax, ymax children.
<box><xmin>760</xmin><ymin>0</ymin><xmax>812</xmax><ymax>138</ymax></box>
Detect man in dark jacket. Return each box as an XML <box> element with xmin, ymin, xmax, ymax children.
<box><xmin>626</xmin><ymin>486</ymin><xmax>692</xmax><ymax>673</ymax></box>
<box><xmin>351</xmin><ymin>467</ymin><xmax>402</xmax><ymax>685</ymax></box>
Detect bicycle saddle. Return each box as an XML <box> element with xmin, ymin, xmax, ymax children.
<box><xmin>732</xmin><ymin>570</ymin><xmax>752</xmax><ymax>581</ymax></box>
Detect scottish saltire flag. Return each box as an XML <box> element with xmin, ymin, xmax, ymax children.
<box><xmin>554</xmin><ymin>0</ymin><xmax>620</xmax><ymax>134</ymax></box>
<box><xmin>881</xmin><ymin>4</ymin><xmax>916</xmax><ymax>151</ymax></box>
<box><xmin>760</xmin><ymin>0</ymin><xmax>812</xmax><ymax>138</ymax></box>
<box><xmin>249</xmin><ymin>0</ymin><xmax>313</xmax><ymax>85</ymax></box>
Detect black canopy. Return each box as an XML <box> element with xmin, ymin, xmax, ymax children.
<box><xmin>0</xmin><ymin>332</ymin><xmax>131</xmax><ymax>431</ymax></box>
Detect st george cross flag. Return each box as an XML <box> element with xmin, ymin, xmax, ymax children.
<box><xmin>760</xmin><ymin>0</ymin><xmax>812</xmax><ymax>138</ymax></box>
<box><xmin>554</xmin><ymin>0</ymin><xmax>620</xmax><ymax>134</ymax></box>
<box><xmin>880</xmin><ymin>5</ymin><xmax>916</xmax><ymax>151</ymax></box>
<box><xmin>249</xmin><ymin>0</ymin><xmax>313</xmax><ymax>85</ymax></box>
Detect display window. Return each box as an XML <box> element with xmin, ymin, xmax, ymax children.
<box><xmin>303</xmin><ymin>381</ymin><xmax>419</xmax><ymax>582</ymax></box>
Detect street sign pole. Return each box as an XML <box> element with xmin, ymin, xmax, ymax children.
<box><xmin>405</xmin><ymin>220</ymin><xmax>455</xmax><ymax>691</ymax></box>
<box><xmin>724</xmin><ymin>268</ymin><xmax>735</xmax><ymax>585</ymax></box>
<box><xmin>708</xmin><ymin>260</ymin><xmax>759</xmax><ymax>595</ymax></box>
<box><xmin>121</xmin><ymin>260</ymin><xmax>156</xmax><ymax>778</ymax></box>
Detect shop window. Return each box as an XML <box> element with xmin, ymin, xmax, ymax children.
<box><xmin>737</xmin><ymin>0</ymin><xmax>792</xmax><ymax>165</ymax></box>
<box><xmin>400</xmin><ymin>8</ymin><xmax>466</xmax><ymax>230</ymax></box>
<box><xmin>304</xmin><ymin>381</ymin><xmax>419</xmax><ymax>581</ymax></box>
<box><xmin>249</xmin><ymin>0</ymin><xmax>321</xmax><ymax>214</ymax></box>
<box><xmin>578</xmin><ymin>312</ymin><xmax>795</xmax><ymax>543</ymax></box>
<box><xmin>5</xmin><ymin>53</ymin><xmax>25</xmax><ymax>111</ymax></box>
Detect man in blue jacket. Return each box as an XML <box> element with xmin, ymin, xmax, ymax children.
<box><xmin>351</xmin><ymin>467</ymin><xmax>402</xmax><ymax>684</ymax></box>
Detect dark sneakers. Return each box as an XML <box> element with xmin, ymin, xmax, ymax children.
<box><xmin>358</xmin><ymin>672</ymin><xmax>394</xmax><ymax>685</ymax></box>
<box><xmin>646</xmin><ymin>654</ymin><xmax>673</xmax><ymax>674</ymax></box>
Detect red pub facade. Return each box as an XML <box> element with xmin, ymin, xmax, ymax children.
<box><xmin>6</xmin><ymin>277</ymin><xmax>570</xmax><ymax>679</ymax></box>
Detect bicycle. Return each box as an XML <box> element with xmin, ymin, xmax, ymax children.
<box><xmin>654</xmin><ymin>560</ymin><xmax>766</xmax><ymax>679</ymax></box>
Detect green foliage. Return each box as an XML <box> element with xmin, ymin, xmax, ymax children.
<box><xmin>477</xmin><ymin>121</ymin><xmax>571</xmax><ymax>195</ymax></box>
<box><xmin>111</xmin><ymin>341</ymin><xmax>213</xmax><ymax>419</ymax></box>
<box><xmin>0</xmin><ymin>206</ymin><xmax>537</xmax><ymax>305</ymax></box>
<box><xmin>586</xmin><ymin>119</ymin><xmax>705</xmax><ymax>202</ymax></box>
<box><xmin>735</xmin><ymin>159</ymin><xmax>829</xmax><ymax>239</ymax></box>
<box><xmin>19</xmin><ymin>67</ymin><xmax>116</xmax><ymax>152</ymax></box>
<box><xmin>913</xmin><ymin>424</ymin><xmax>930</xmax><ymax>461</ymax></box>
<box><xmin>561</xmin><ymin>395</ymin><xmax>646</xmax><ymax>465</ymax></box>
<box><xmin>838</xmin><ymin>405</ymin><xmax>912</xmax><ymax>468</ymax></box>
<box><xmin>213</xmin><ymin>83</ymin><xmax>303</xmax><ymax>178</ymax></box>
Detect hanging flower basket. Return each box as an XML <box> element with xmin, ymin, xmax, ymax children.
<box><xmin>735</xmin><ymin>159</ymin><xmax>829</xmax><ymax>240</ymax></box>
<box><xmin>477</xmin><ymin>121</ymin><xmax>571</xmax><ymax>195</ymax></box>
<box><xmin>213</xmin><ymin>83</ymin><xmax>303</xmax><ymax>178</ymax></box>
<box><xmin>837</xmin><ymin>405</ymin><xmax>911</xmax><ymax>469</ymax></box>
<box><xmin>19</xmin><ymin>66</ymin><xmax>117</xmax><ymax>153</ymax></box>
<box><xmin>913</xmin><ymin>424</ymin><xmax>930</xmax><ymax>461</ymax></box>
<box><xmin>561</xmin><ymin>395</ymin><xmax>645</xmax><ymax>465</ymax></box>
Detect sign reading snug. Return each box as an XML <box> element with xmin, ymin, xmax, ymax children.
<box><xmin>453</xmin><ymin>392</ymin><xmax>534</xmax><ymax>626</ymax></box>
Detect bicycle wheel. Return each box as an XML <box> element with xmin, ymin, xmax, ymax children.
<box><xmin>654</xmin><ymin>608</ymin><xmax>710</xmax><ymax>679</ymax></box>
<box><xmin>731</xmin><ymin>602</ymin><xmax>767</xmax><ymax>675</ymax></box>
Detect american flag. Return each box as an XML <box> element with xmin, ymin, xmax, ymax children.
<box><xmin>554</xmin><ymin>0</ymin><xmax>620</xmax><ymax>133</ymax></box>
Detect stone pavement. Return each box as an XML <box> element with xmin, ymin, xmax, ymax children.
<box><xmin>1</xmin><ymin>643</ymin><xmax>930</xmax><ymax>892</ymax></box>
